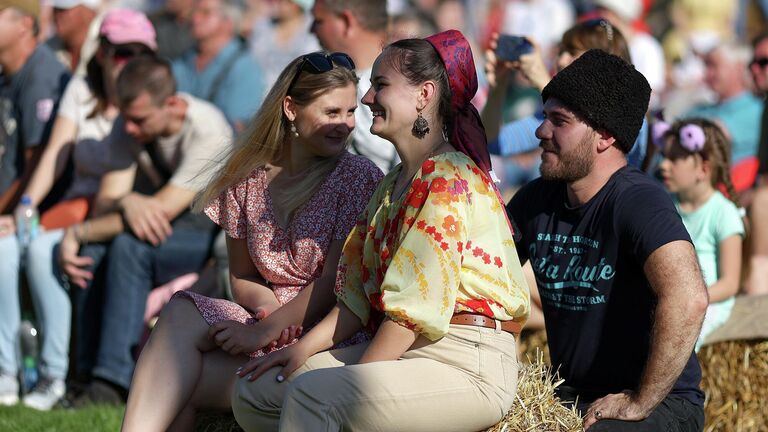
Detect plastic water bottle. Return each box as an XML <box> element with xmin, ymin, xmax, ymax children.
<box><xmin>14</xmin><ymin>194</ymin><xmax>39</xmax><ymax>251</ymax></box>
<box><xmin>19</xmin><ymin>319</ymin><xmax>39</xmax><ymax>392</ymax></box>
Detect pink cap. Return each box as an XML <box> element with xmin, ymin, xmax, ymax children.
<box><xmin>99</xmin><ymin>9</ymin><xmax>157</xmax><ymax>50</ymax></box>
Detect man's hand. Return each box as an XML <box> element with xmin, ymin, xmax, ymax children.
<box><xmin>120</xmin><ymin>193</ymin><xmax>172</xmax><ymax>246</ymax></box>
<box><xmin>583</xmin><ymin>391</ymin><xmax>654</xmax><ymax>430</ymax></box>
<box><xmin>59</xmin><ymin>227</ymin><xmax>94</xmax><ymax>289</ymax></box>
<box><xmin>0</xmin><ymin>215</ymin><xmax>15</xmax><ymax>238</ymax></box>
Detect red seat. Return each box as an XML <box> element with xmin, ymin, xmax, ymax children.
<box><xmin>728</xmin><ymin>156</ymin><xmax>759</xmax><ymax>194</ymax></box>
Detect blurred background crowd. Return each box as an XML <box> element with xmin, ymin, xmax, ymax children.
<box><xmin>2</xmin><ymin>0</ymin><xmax>768</xmax><ymax>414</ymax></box>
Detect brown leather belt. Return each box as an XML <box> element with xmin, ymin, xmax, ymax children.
<box><xmin>449</xmin><ymin>312</ymin><xmax>523</xmax><ymax>335</ymax></box>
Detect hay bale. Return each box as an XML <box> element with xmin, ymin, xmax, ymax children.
<box><xmin>488</xmin><ymin>351</ymin><xmax>582</xmax><ymax>432</ymax></box>
<box><xmin>699</xmin><ymin>340</ymin><xmax>768</xmax><ymax>432</ymax></box>
<box><xmin>518</xmin><ymin>329</ymin><xmax>550</xmax><ymax>366</ymax></box>
<box><xmin>515</xmin><ymin>330</ymin><xmax>768</xmax><ymax>431</ymax></box>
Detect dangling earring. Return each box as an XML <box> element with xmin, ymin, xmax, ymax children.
<box><xmin>412</xmin><ymin>112</ymin><xmax>430</xmax><ymax>139</ymax></box>
<box><xmin>290</xmin><ymin>122</ymin><xmax>299</xmax><ymax>138</ymax></box>
<box><xmin>441</xmin><ymin>125</ymin><xmax>449</xmax><ymax>144</ymax></box>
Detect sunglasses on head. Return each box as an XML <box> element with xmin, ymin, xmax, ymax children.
<box><xmin>751</xmin><ymin>57</ymin><xmax>768</xmax><ymax>68</ymax></box>
<box><xmin>288</xmin><ymin>52</ymin><xmax>356</xmax><ymax>91</ymax></box>
<box><xmin>582</xmin><ymin>18</ymin><xmax>614</xmax><ymax>42</ymax></box>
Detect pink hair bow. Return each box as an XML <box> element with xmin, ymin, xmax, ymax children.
<box><xmin>678</xmin><ymin>124</ymin><xmax>706</xmax><ymax>152</ymax></box>
<box><xmin>651</xmin><ymin>120</ymin><xmax>706</xmax><ymax>153</ymax></box>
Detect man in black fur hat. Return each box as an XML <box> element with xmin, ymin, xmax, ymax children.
<box><xmin>507</xmin><ymin>49</ymin><xmax>708</xmax><ymax>431</ymax></box>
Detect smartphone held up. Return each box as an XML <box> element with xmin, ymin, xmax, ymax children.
<box><xmin>495</xmin><ymin>35</ymin><xmax>533</xmax><ymax>62</ymax></box>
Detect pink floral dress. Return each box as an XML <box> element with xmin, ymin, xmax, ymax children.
<box><xmin>175</xmin><ymin>152</ymin><xmax>383</xmax><ymax>354</ymax></box>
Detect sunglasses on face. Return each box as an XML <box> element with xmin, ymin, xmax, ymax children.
<box><xmin>110</xmin><ymin>46</ymin><xmax>153</xmax><ymax>63</ymax></box>
<box><xmin>287</xmin><ymin>52</ymin><xmax>356</xmax><ymax>91</ymax></box>
<box><xmin>751</xmin><ymin>57</ymin><xmax>768</xmax><ymax>68</ymax></box>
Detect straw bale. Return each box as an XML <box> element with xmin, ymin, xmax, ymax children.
<box><xmin>699</xmin><ymin>340</ymin><xmax>768</xmax><ymax>432</ymax></box>
<box><xmin>514</xmin><ymin>330</ymin><xmax>768</xmax><ymax>432</ymax></box>
<box><xmin>518</xmin><ymin>329</ymin><xmax>551</xmax><ymax>366</ymax></box>
<box><xmin>487</xmin><ymin>350</ymin><xmax>583</xmax><ymax>432</ymax></box>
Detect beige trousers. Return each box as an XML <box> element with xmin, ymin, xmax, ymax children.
<box><xmin>232</xmin><ymin>324</ymin><xmax>519</xmax><ymax>432</ymax></box>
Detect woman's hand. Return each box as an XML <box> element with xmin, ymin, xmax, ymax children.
<box><xmin>236</xmin><ymin>339</ymin><xmax>315</xmax><ymax>383</ymax></box>
<box><xmin>485</xmin><ymin>33</ymin><xmax>549</xmax><ymax>92</ymax></box>
<box><xmin>485</xmin><ymin>33</ymin><xmax>517</xmax><ymax>89</ymax></box>
<box><xmin>513</xmin><ymin>39</ymin><xmax>550</xmax><ymax>91</ymax></box>
<box><xmin>267</xmin><ymin>325</ymin><xmax>303</xmax><ymax>350</ymax></box>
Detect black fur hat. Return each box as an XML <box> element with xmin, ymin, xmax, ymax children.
<box><xmin>542</xmin><ymin>49</ymin><xmax>651</xmax><ymax>153</ymax></box>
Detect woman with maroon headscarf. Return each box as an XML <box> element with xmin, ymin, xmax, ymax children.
<box><xmin>231</xmin><ymin>30</ymin><xmax>530</xmax><ymax>431</ymax></box>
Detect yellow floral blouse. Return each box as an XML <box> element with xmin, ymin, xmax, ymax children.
<box><xmin>335</xmin><ymin>152</ymin><xmax>530</xmax><ymax>341</ymax></box>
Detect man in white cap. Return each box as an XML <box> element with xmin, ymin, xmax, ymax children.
<box><xmin>46</xmin><ymin>0</ymin><xmax>102</xmax><ymax>75</ymax></box>
<box><xmin>0</xmin><ymin>0</ymin><xmax>69</xmax><ymax>405</ymax></box>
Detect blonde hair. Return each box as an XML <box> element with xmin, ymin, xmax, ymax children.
<box><xmin>194</xmin><ymin>53</ymin><xmax>358</xmax><ymax>216</ymax></box>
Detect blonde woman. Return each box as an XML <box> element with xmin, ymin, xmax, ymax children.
<box><xmin>121</xmin><ymin>52</ymin><xmax>383</xmax><ymax>431</ymax></box>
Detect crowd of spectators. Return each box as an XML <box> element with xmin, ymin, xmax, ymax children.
<box><xmin>0</xmin><ymin>0</ymin><xmax>767</xmax><ymax>420</ymax></box>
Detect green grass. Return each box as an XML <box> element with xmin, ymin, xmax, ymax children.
<box><xmin>0</xmin><ymin>404</ymin><xmax>124</xmax><ymax>432</ymax></box>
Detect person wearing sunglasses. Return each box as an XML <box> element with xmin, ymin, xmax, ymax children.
<box><xmin>230</xmin><ymin>30</ymin><xmax>529</xmax><ymax>432</ymax></box>
<box><xmin>0</xmin><ymin>0</ymin><xmax>69</xmax><ymax>410</ymax></box>
<box><xmin>0</xmin><ymin>8</ymin><xmax>157</xmax><ymax>411</ymax></box>
<box><xmin>120</xmin><ymin>51</ymin><xmax>382</xmax><ymax>432</ymax></box>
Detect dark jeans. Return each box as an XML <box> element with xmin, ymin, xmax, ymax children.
<box><xmin>558</xmin><ymin>387</ymin><xmax>704</xmax><ymax>432</ymax></box>
<box><xmin>71</xmin><ymin>228</ymin><xmax>215</xmax><ymax>389</ymax></box>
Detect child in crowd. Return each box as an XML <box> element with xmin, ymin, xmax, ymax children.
<box><xmin>658</xmin><ymin>118</ymin><xmax>745</xmax><ymax>351</ymax></box>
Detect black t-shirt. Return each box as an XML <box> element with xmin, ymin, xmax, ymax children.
<box><xmin>507</xmin><ymin>165</ymin><xmax>705</xmax><ymax>407</ymax></box>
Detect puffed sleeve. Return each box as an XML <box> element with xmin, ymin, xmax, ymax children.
<box><xmin>335</xmin><ymin>172</ymin><xmax>393</xmax><ymax>326</ymax></box>
<box><xmin>377</xmin><ymin>160</ymin><xmax>471</xmax><ymax>340</ymax></box>
<box><xmin>203</xmin><ymin>174</ymin><xmax>250</xmax><ymax>239</ymax></box>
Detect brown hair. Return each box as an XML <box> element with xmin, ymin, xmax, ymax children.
<box><xmin>322</xmin><ymin>0</ymin><xmax>388</xmax><ymax>33</ymax></box>
<box><xmin>664</xmin><ymin>118</ymin><xmax>739</xmax><ymax>206</ymax></box>
<box><xmin>382</xmin><ymin>38</ymin><xmax>453</xmax><ymax>135</ymax></box>
<box><xmin>193</xmin><ymin>52</ymin><xmax>359</xmax><ymax>217</ymax></box>
<box><xmin>115</xmin><ymin>55</ymin><xmax>176</xmax><ymax>109</ymax></box>
<box><xmin>86</xmin><ymin>40</ymin><xmax>155</xmax><ymax>118</ymax></box>
<box><xmin>561</xmin><ymin>18</ymin><xmax>632</xmax><ymax>63</ymax></box>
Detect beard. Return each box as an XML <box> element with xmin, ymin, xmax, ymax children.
<box><xmin>539</xmin><ymin>130</ymin><xmax>595</xmax><ymax>182</ymax></box>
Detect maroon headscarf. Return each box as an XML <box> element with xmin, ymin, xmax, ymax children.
<box><xmin>425</xmin><ymin>30</ymin><xmax>496</xmax><ymax>182</ymax></box>
<box><xmin>425</xmin><ymin>30</ymin><xmax>512</xmax><ymax>222</ymax></box>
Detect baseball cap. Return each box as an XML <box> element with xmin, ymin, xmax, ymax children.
<box><xmin>99</xmin><ymin>8</ymin><xmax>157</xmax><ymax>50</ymax></box>
<box><xmin>0</xmin><ymin>0</ymin><xmax>40</xmax><ymax>18</ymax></box>
<box><xmin>50</xmin><ymin>0</ymin><xmax>100</xmax><ymax>10</ymax></box>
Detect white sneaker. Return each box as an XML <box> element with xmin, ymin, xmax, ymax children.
<box><xmin>22</xmin><ymin>377</ymin><xmax>65</xmax><ymax>411</ymax></box>
<box><xmin>0</xmin><ymin>372</ymin><xmax>19</xmax><ymax>406</ymax></box>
